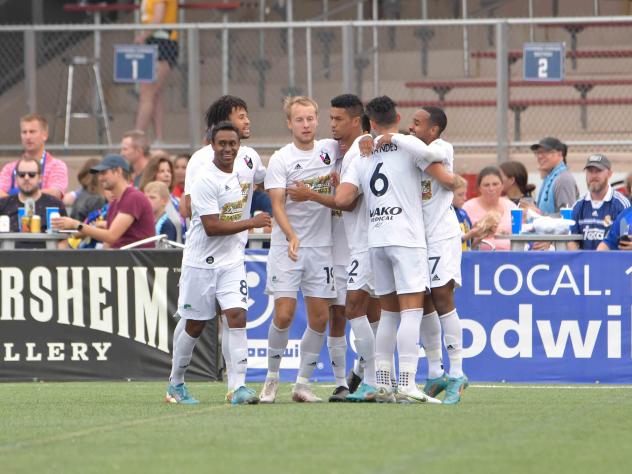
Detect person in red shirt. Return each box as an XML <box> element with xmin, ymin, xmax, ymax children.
<box><xmin>0</xmin><ymin>114</ymin><xmax>68</xmax><ymax>199</ymax></box>
<box><xmin>52</xmin><ymin>154</ymin><xmax>155</xmax><ymax>248</ymax></box>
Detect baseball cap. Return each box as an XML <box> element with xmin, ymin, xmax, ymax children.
<box><xmin>584</xmin><ymin>153</ymin><xmax>611</xmax><ymax>171</ymax></box>
<box><xmin>90</xmin><ymin>154</ymin><xmax>130</xmax><ymax>173</ymax></box>
<box><xmin>530</xmin><ymin>137</ymin><xmax>566</xmax><ymax>152</ymax></box>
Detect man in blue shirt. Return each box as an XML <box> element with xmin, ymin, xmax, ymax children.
<box><xmin>598</xmin><ymin>206</ymin><xmax>632</xmax><ymax>251</ymax></box>
<box><xmin>568</xmin><ymin>154</ymin><xmax>630</xmax><ymax>250</ymax></box>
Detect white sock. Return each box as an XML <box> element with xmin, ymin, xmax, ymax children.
<box><xmin>397</xmin><ymin>308</ymin><xmax>423</xmax><ymax>387</ymax></box>
<box><xmin>349</xmin><ymin>316</ymin><xmax>376</xmax><ymax>387</ymax></box>
<box><xmin>169</xmin><ymin>329</ymin><xmax>198</xmax><ymax>385</ymax></box>
<box><xmin>229</xmin><ymin>327</ymin><xmax>248</xmax><ymax>390</ymax></box>
<box><xmin>440</xmin><ymin>309</ymin><xmax>464</xmax><ymax>378</ymax></box>
<box><xmin>266</xmin><ymin>322</ymin><xmax>289</xmax><ymax>381</ymax></box>
<box><xmin>172</xmin><ymin>316</ymin><xmax>186</xmax><ymax>347</ymax></box>
<box><xmin>375</xmin><ymin>310</ymin><xmax>399</xmax><ymax>388</ymax></box>
<box><xmin>421</xmin><ymin>311</ymin><xmax>444</xmax><ymax>379</ymax></box>
<box><xmin>327</xmin><ymin>336</ymin><xmax>348</xmax><ymax>388</ymax></box>
<box><xmin>220</xmin><ymin>315</ymin><xmax>234</xmax><ymax>390</ymax></box>
<box><xmin>297</xmin><ymin>326</ymin><xmax>325</xmax><ymax>384</ymax></box>
<box><xmin>354</xmin><ymin>320</ymin><xmax>380</xmax><ymax>377</ymax></box>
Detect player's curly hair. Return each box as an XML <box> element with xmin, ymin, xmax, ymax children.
<box><xmin>330</xmin><ymin>94</ymin><xmax>364</xmax><ymax>119</ymax></box>
<box><xmin>365</xmin><ymin>96</ymin><xmax>397</xmax><ymax>126</ymax></box>
<box><xmin>205</xmin><ymin>96</ymin><xmax>248</xmax><ymax>130</ymax></box>
<box><xmin>421</xmin><ymin>106</ymin><xmax>448</xmax><ymax>135</ymax></box>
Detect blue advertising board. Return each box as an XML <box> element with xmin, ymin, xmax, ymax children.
<box><xmin>245</xmin><ymin>251</ymin><xmax>632</xmax><ymax>384</ymax></box>
<box><xmin>523</xmin><ymin>42</ymin><xmax>565</xmax><ymax>81</ymax></box>
<box><xmin>114</xmin><ymin>44</ymin><xmax>157</xmax><ymax>83</ymax></box>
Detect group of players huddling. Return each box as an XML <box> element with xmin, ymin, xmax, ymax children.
<box><xmin>165</xmin><ymin>93</ymin><xmax>468</xmax><ymax>405</ymax></box>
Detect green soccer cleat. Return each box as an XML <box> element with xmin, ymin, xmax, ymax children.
<box><xmin>423</xmin><ymin>373</ymin><xmax>449</xmax><ymax>398</ymax></box>
<box><xmin>442</xmin><ymin>375</ymin><xmax>469</xmax><ymax>405</ymax></box>
<box><xmin>346</xmin><ymin>383</ymin><xmax>377</xmax><ymax>402</ymax></box>
<box><xmin>165</xmin><ymin>383</ymin><xmax>199</xmax><ymax>405</ymax></box>
<box><xmin>231</xmin><ymin>386</ymin><xmax>259</xmax><ymax>405</ymax></box>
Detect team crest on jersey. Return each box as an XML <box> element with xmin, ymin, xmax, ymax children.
<box><xmin>320</xmin><ymin>151</ymin><xmax>331</xmax><ymax>165</ymax></box>
<box><xmin>243</xmin><ymin>156</ymin><xmax>253</xmax><ymax>169</ymax></box>
<box><xmin>604</xmin><ymin>215</ymin><xmax>612</xmax><ymax>227</ymax></box>
<box><xmin>206</xmin><ymin>256</ymin><xmax>215</xmax><ymax>265</ymax></box>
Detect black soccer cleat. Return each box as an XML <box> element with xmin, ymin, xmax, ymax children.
<box><xmin>346</xmin><ymin>370</ymin><xmax>362</xmax><ymax>394</ymax></box>
<box><xmin>328</xmin><ymin>385</ymin><xmax>350</xmax><ymax>402</ymax></box>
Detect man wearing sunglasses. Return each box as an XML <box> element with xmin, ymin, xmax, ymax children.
<box><xmin>0</xmin><ymin>158</ymin><xmax>67</xmax><ymax>248</ymax></box>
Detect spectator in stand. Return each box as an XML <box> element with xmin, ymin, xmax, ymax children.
<box><xmin>531</xmin><ymin>137</ymin><xmax>578</xmax><ymax>215</ymax></box>
<box><xmin>120</xmin><ymin>130</ymin><xmax>151</xmax><ymax>188</ymax></box>
<box><xmin>144</xmin><ymin>181</ymin><xmax>178</xmax><ymax>242</ymax></box>
<box><xmin>134</xmin><ymin>0</ymin><xmax>179</xmax><ymax>143</ymax></box>
<box><xmin>172</xmin><ymin>153</ymin><xmax>190</xmax><ymax>199</ymax></box>
<box><xmin>0</xmin><ymin>114</ymin><xmax>68</xmax><ymax>199</ymax></box>
<box><xmin>624</xmin><ymin>172</ymin><xmax>632</xmax><ymax>200</ymax></box>
<box><xmin>462</xmin><ymin>166</ymin><xmax>519</xmax><ymax>251</ymax></box>
<box><xmin>75</xmin><ymin>189</ymin><xmax>114</xmax><ymax>249</ymax></box>
<box><xmin>52</xmin><ymin>154</ymin><xmax>155</xmax><ymax>249</ymax></box>
<box><xmin>63</xmin><ymin>158</ymin><xmax>106</xmax><ymax>222</ymax></box>
<box><xmin>452</xmin><ymin>174</ymin><xmax>485</xmax><ymax>251</ymax></box>
<box><xmin>0</xmin><ymin>158</ymin><xmax>67</xmax><ymax>248</ymax></box>
<box><xmin>597</xmin><ymin>205</ymin><xmax>632</xmax><ymax>251</ymax></box>
<box><xmin>499</xmin><ymin>161</ymin><xmax>536</xmax><ymax>206</ymax></box>
<box><xmin>139</xmin><ymin>153</ymin><xmax>183</xmax><ymax>242</ymax></box>
<box><xmin>568</xmin><ymin>154</ymin><xmax>630</xmax><ymax>250</ymax></box>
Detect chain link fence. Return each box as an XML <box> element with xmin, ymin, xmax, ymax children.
<box><xmin>1</xmin><ymin>16</ymin><xmax>632</xmax><ymax>162</ymax></box>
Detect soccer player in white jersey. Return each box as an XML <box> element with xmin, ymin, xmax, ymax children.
<box><xmin>179</xmin><ymin>96</ymin><xmax>266</xmax><ymax>400</ymax></box>
<box><xmin>259</xmin><ymin>96</ymin><xmax>339</xmax><ymax>403</ymax></box>
<box><xmin>336</xmin><ymin>96</ymin><xmax>454</xmax><ymax>403</ymax></box>
<box><xmin>409</xmin><ymin>107</ymin><xmax>468</xmax><ymax>404</ymax></box>
<box><xmin>166</xmin><ymin>122</ymin><xmax>271</xmax><ymax>405</ymax></box>
<box><xmin>286</xmin><ymin>94</ymin><xmax>381</xmax><ymax>402</ymax></box>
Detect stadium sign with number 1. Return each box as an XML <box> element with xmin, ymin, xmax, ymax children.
<box><xmin>114</xmin><ymin>44</ymin><xmax>158</xmax><ymax>83</ymax></box>
<box><xmin>523</xmin><ymin>42</ymin><xmax>565</xmax><ymax>82</ymax></box>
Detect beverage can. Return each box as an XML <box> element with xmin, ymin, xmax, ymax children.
<box><xmin>30</xmin><ymin>215</ymin><xmax>42</xmax><ymax>233</ymax></box>
<box><xmin>510</xmin><ymin>208</ymin><xmax>523</xmax><ymax>235</ymax></box>
<box><xmin>21</xmin><ymin>216</ymin><xmax>30</xmax><ymax>233</ymax></box>
<box><xmin>46</xmin><ymin>207</ymin><xmax>60</xmax><ymax>233</ymax></box>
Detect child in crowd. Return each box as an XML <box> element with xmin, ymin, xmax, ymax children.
<box><xmin>144</xmin><ymin>181</ymin><xmax>177</xmax><ymax>242</ymax></box>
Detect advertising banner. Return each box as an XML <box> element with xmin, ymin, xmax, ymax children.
<box><xmin>245</xmin><ymin>251</ymin><xmax>632</xmax><ymax>384</ymax></box>
<box><xmin>0</xmin><ymin>250</ymin><xmax>218</xmax><ymax>381</ymax></box>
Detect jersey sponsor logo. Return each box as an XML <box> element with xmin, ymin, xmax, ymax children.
<box><xmin>421</xmin><ymin>179</ymin><xmax>432</xmax><ymax>201</ymax></box>
<box><xmin>320</xmin><ymin>150</ymin><xmax>331</xmax><ymax>165</ymax></box>
<box><xmin>205</xmin><ymin>256</ymin><xmax>214</xmax><ymax>264</ymax></box>
<box><xmin>348</xmin><ymin>277</ymin><xmax>355</xmax><ymax>283</ymax></box>
<box><xmin>369</xmin><ymin>206</ymin><xmax>402</xmax><ymax>222</ymax></box>
<box><xmin>583</xmin><ymin>227</ymin><xmax>605</xmax><ymax>241</ymax></box>
<box><xmin>224</xmin><ymin>185</ymin><xmax>231</xmax><ymax>191</ymax></box>
<box><xmin>331</xmin><ymin>209</ymin><xmax>342</xmax><ymax>217</ymax></box>
<box><xmin>243</xmin><ymin>155</ymin><xmax>253</xmax><ymax>169</ymax></box>
<box><xmin>432</xmin><ymin>274</ymin><xmax>441</xmax><ymax>282</ymax></box>
<box><xmin>301</xmin><ymin>175</ymin><xmax>332</xmax><ymax>195</ymax></box>
<box><xmin>220</xmin><ymin>199</ymin><xmax>244</xmax><ymax>222</ymax></box>
<box><xmin>294</xmin><ymin>163</ymin><xmax>303</xmax><ymax>170</ymax></box>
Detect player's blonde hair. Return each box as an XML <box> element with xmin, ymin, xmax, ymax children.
<box><xmin>453</xmin><ymin>174</ymin><xmax>468</xmax><ymax>190</ymax></box>
<box><xmin>144</xmin><ymin>180</ymin><xmax>170</xmax><ymax>201</ymax></box>
<box><xmin>283</xmin><ymin>96</ymin><xmax>318</xmax><ymax>120</ymax></box>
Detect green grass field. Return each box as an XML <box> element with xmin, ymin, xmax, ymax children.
<box><xmin>1</xmin><ymin>381</ymin><xmax>631</xmax><ymax>474</ymax></box>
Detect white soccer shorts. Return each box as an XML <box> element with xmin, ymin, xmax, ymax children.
<box><xmin>427</xmin><ymin>235</ymin><xmax>462</xmax><ymax>289</ymax></box>
<box><xmin>369</xmin><ymin>246</ymin><xmax>429</xmax><ymax>296</ymax></box>
<box><xmin>346</xmin><ymin>250</ymin><xmax>376</xmax><ymax>296</ymax></box>
<box><xmin>265</xmin><ymin>245</ymin><xmax>337</xmax><ymax>299</ymax></box>
<box><xmin>177</xmin><ymin>262</ymin><xmax>248</xmax><ymax>320</ymax></box>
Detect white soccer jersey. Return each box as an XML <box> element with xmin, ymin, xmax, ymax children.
<box><xmin>264</xmin><ymin>139</ymin><xmax>338</xmax><ymax>248</ymax></box>
<box><xmin>417</xmin><ymin>138</ymin><xmax>461</xmax><ymax>242</ymax></box>
<box><xmin>340</xmin><ymin>137</ymin><xmax>370</xmax><ymax>255</ymax></box>
<box><xmin>331</xmin><ymin>148</ymin><xmax>350</xmax><ymax>265</ymax></box>
<box><xmin>344</xmin><ymin>133</ymin><xmax>442</xmax><ymax>248</ymax></box>
<box><xmin>186</xmin><ymin>144</ymin><xmax>265</xmax><ymax>247</ymax></box>
<box><xmin>182</xmin><ymin>163</ymin><xmax>247</xmax><ymax>269</ymax></box>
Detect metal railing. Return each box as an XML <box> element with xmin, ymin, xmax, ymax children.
<box><xmin>1</xmin><ymin>16</ymin><xmax>632</xmax><ymax>158</ymax></box>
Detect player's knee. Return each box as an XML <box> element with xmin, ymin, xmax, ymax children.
<box><xmin>274</xmin><ymin>312</ymin><xmax>294</xmax><ymax>329</ymax></box>
<box><xmin>225</xmin><ymin>310</ymin><xmax>247</xmax><ymax>328</ymax></box>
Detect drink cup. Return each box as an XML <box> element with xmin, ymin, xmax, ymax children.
<box><xmin>17</xmin><ymin>208</ymin><xmax>29</xmax><ymax>232</ymax></box>
<box><xmin>511</xmin><ymin>208</ymin><xmax>523</xmax><ymax>234</ymax></box>
<box><xmin>30</xmin><ymin>215</ymin><xmax>41</xmax><ymax>233</ymax></box>
<box><xmin>560</xmin><ymin>208</ymin><xmax>573</xmax><ymax>221</ymax></box>
<box><xmin>46</xmin><ymin>207</ymin><xmax>60</xmax><ymax>233</ymax></box>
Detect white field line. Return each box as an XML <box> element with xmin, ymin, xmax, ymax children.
<box><xmin>0</xmin><ymin>404</ymin><xmax>227</xmax><ymax>453</ymax></box>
